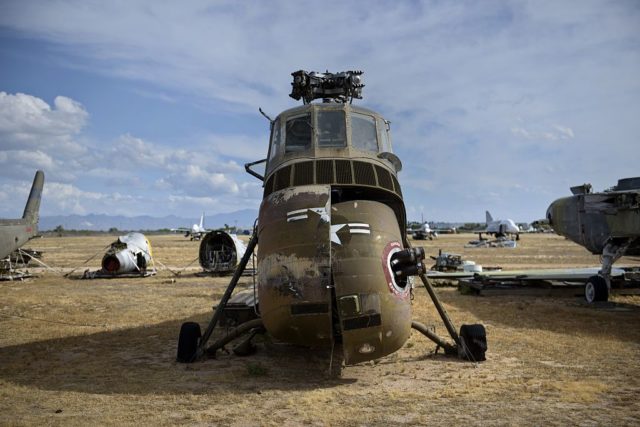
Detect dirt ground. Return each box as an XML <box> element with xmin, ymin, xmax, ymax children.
<box><xmin>1</xmin><ymin>233</ymin><xmax>639</xmax><ymax>426</ymax></box>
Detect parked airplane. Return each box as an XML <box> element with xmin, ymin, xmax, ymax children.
<box><xmin>411</xmin><ymin>221</ymin><xmax>438</xmax><ymax>240</ymax></box>
<box><xmin>172</xmin><ymin>213</ymin><xmax>208</xmax><ymax>240</ymax></box>
<box><xmin>477</xmin><ymin>211</ymin><xmax>520</xmax><ymax>240</ymax></box>
<box><xmin>0</xmin><ymin>171</ymin><xmax>44</xmax><ymax>260</ymax></box>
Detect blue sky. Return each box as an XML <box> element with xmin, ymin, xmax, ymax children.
<box><xmin>0</xmin><ymin>0</ymin><xmax>638</xmax><ymax>223</ymax></box>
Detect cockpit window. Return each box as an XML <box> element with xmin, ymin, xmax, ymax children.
<box><xmin>317</xmin><ymin>110</ymin><xmax>346</xmax><ymax>148</ymax></box>
<box><xmin>269</xmin><ymin>118</ymin><xmax>282</xmax><ymax>161</ymax></box>
<box><xmin>285</xmin><ymin>113</ymin><xmax>312</xmax><ymax>152</ymax></box>
<box><xmin>377</xmin><ymin>118</ymin><xmax>392</xmax><ymax>153</ymax></box>
<box><xmin>351</xmin><ymin>113</ymin><xmax>378</xmax><ymax>152</ymax></box>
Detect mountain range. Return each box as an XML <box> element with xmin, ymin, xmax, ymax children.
<box><xmin>39</xmin><ymin>209</ymin><xmax>258</xmax><ymax>231</ymax></box>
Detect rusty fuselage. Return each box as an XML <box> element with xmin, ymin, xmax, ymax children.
<box><xmin>256</xmin><ymin>102</ymin><xmax>411</xmax><ymax>364</ymax></box>
<box><xmin>546</xmin><ymin>177</ymin><xmax>640</xmax><ymax>256</ymax></box>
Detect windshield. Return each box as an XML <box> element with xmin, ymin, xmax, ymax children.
<box><xmin>317</xmin><ymin>110</ymin><xmax>346</xmax><ymax>148</ymax></box>
<box><xmin>285</xmin><ymin>114</ymin><xmax>312</xmax><ymax>152</ymax></box>
<box><xmin>351</xmin><ymin>113</ymin><xmax>378</xmax><ymax>152</ymax></box>
<box><xmin>269</xmin><ymin>118</ymin><xmax>282</xmax><ymax>161</ymax></box>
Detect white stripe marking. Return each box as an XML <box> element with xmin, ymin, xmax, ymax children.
<box><xmin>350</xmin><ymin>229</ymin><xmax>371</xmax><ymax>234</ymax></box>
<box><xmin>287</xmin><ymin>214</ymin><xmax>309</xmax><ymax>222</ymax></box>
<box><xmin>287</xmin><ymin>208</ymin><xmax>309</xmax><ymax>217</ymax></box>
<box><xmin>348</xmin><ymin>223</ymin><xmax>370</xmax><ymax>228</ymax></box>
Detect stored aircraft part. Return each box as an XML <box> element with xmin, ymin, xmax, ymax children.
<box><xmin>100</xmin><ymin>232</ymin><xmax>153</xmax><ymax>275</ymax></box>
<box><xmin>1</xmin><ymin>248</ymin><xmax>42</xmax><ymax>271</ymax></box>
<box><xmin>0</xmin><ymin>170</ymin><xmax>44</xmax><ymax>260</ymax></box>
<box><xmin>430</xmin><ymin>250</ymin><xmax>484</xmax><ymax>273</ymax></box>
<box><xmin>465</xmin><ymin>237</ymin><xmax>516</xmax><ymax>248</ymax></box>
<box><xmin>457</xmin><ymin>267</ymin><xmax>639</xmax><ymax>298</ymax></box>
<box><xmin>199</xmin><ymin>230</ymin><xmax>247</xmax><ymax>275</ymax></box>
<box><xmin>547</xmin><ymin>177</ymin><xmax>640</xmax><ymax>302</ymax></box>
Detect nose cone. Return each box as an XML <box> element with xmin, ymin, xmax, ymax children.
<box><xmin>546</xmin><ymin>196</ymin><xmax>575</xmax><ymax>238</ymax></box>
<box><xmin>546</xmin><ymin>203</ymin><xmax>555</xmax><ymax>228</ymax></box>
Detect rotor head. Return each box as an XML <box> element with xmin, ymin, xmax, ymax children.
<box><xmin>289</xmin><ymin>70</ymin><xmax>364</xmax><ymax>104</ymax></box>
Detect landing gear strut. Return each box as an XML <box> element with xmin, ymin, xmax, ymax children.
<box><xmin>177</xmin><ymin>232</ymin><xmax>260</xmax><ymax>363</ymax></box>
<box><xmin>585</xmin><ymin>239</ymin><xmax>630</xmax><ymax>303</ymax></box>
<box><xmin>413</xmin><ymin>272</ymin><xmax>487</xmax><ymax>362</ymax></box>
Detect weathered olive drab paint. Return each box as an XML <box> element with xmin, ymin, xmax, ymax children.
<box><xmin>0</xmin><ymin>171</ymin><xmax>44</xmax><ymax>260</ymax></box>
<box><xmin>258</xmin><ymin>185</ymin><xmax>333</xmax><ymax>347</ymax></box>
<box><xmin>332</xmin><ymin>200</ymin><xmax>412</xmax><ymax>365</ymax></box>
<box><xmin>256</xmin><ymin>99</ymin><xmax>414</xmax><ymax>365</ymax></box>
<box><xmin>547</xmin><ymin>178</ymin><xmax>640</xmax><ymax>255</ymax></box>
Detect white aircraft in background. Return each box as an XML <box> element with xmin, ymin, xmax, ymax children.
<box><xmin>411</xmin><ymin>221</ymin><xmax>438</xmax><ymax>240</ymax></box>
<box><xmin>477</xmin><ymin>211</ymin><xmax>520</xmax><ymax>240</ymax></box>
<box><xmin>172</xmin><ymin>213</ymin><xmax>208</xmax><ymax>240</ymax></box>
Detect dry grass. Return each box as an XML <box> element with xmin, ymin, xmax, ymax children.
<box><xmin>1</xmin><ymin>233</ymin><xmax>639</xmax><ymax>426</ymax></box>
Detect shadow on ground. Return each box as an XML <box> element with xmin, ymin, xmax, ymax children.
<box><xmin>0</xmin><ymin>313</ymin><xmax>354</xmax><ymax>396</ymax></box>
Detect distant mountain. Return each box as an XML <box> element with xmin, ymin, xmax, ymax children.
<box><xmin>40</xmin><ymin>209</ymin><xmax>258</xmax><ymax>231</ymax></box>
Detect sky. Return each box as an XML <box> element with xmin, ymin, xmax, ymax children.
<box><xmin>0</xmin><ymin>0</ymin><xmax>638</xmax><ymax>223</ymax></box>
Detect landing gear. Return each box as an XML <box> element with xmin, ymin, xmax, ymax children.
<box><xmin>177</xmin><ymin>322</ymin><xmax>201</xmax><ymax>363</ymax></box>
<box><xmin>584</xmin><ymin>239</ymin><xmax>631</xmax><ymax>303</ymax></box>
<box><xmin>414</xmin><ymin>272</ymin><xmax>488</xmax><ymax>362</ymax></box>
<box><xmin>177</xmin><ymin>233</ymin><xmax>259</xmax><ymax>363</ymax></box>
<box><xmin>585</xmin><ymin>275</ymin><xmax>608</xmax><ymax>303</ymax></box>
<box><xmin>459</xmin><ymin>324</ymin><xmax>487</xmax><ymax>361</ymax></box>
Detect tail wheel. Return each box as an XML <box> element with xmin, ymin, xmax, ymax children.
<box><xmin>177</xmin><ymin>322</ymin><xmax>201</xmax><ymax>363</ymax></box>
<box><xmin>585</xmin><ymin>275</ymin><xmax>609</xmax><ymax>303</ymax></box>
<box><xmin>459</xmin><ymin>324</ymin><xmax>487</xmax><ymax>362</ymax></box>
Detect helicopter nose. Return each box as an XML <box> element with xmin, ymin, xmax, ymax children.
<box><xmin>546</xmin><ymin>204</ymin><xmax>554</xmax><ymax>226</ymax></box>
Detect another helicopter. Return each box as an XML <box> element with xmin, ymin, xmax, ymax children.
<box><xmin>177</xmin><ymin>70</ymin><xmax>487</xmax><ymax>370</ymax></box>
<box><xmin>546</xmin><ymin>177</ymin><xmax>640</xmax><ymax>303</ymax></box>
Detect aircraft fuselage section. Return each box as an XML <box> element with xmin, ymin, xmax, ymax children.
<box><xmin>547</xmin><ymin>186</ymin><xmax>640</xmax><ymax>255</ymax></box>
<box><xmin>0</xmin><ymin>220</ymin><xmax>37</xmax><ymax>260</ymax></box>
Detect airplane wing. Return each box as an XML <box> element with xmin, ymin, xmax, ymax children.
<box><xmin>428</xmin><ymin>267</ymin><xmax>625</xmax><ymax>281</ymax></box>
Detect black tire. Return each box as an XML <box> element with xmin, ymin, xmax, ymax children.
<box><xmin>177</xmin><ymin>322</ymin><xmax>201</xmax><ymax>363</ymax></box>
<box><xmin>585</xmin><ymin>275</ymin><xmax>609</xmax><ymax>303</ymax></box>
<box><xmin>459</xmin><ymin>324</ymin><xmax>487</xmax><ymax>362</ymax></box>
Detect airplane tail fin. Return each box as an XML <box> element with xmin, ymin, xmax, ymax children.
<box><xmin>485</xmin><ymin>210</ymin><xmax>493</xmax><ymax>224</ymax></box>
<box><xmin>22</xmin><ymin>170</ymin><xmax>44</xmax><ymax>224</ymax></box>
<box><xmin>199</xmin><ymin>212</ymin><xmax>205</xmax><ymax>229</ymax></box>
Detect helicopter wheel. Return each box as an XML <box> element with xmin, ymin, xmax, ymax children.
<box><xmin>177</xmin><ymin>321</ymin><xmax>201</xmax><ymax>363</ymax></box>
<box><xmin>459</xmin><ymin>324</ymin><xmax>487</xmax><ymax>362</ymax></box>
<box><xmin>585</xmin><ymin>275</ymin><xmax>609</xmax><ymax>303</ymax></box>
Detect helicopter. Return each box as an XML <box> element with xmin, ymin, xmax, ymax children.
<box><xmin>546</xmin><ymin>177</ymin><xmax>640</xmax><ymax>303</ymax></box>
<box><xmin>177</xmin><ymin>70</ymin><xmax>487</xmax><ymax>370</ymax></box>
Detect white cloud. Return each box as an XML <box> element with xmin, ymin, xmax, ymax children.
<box><xmin>43</xmin><ymin>182</ymin><xmax>105</xmax><ymax>215</ymax></box>
<box><xmin>510</xmin><ymin>124</ymin><xmax>574</xmax><ymax>142</ymax></box>
<box><xmin>0</xmin><ymin>90</ymin><xmax>260</xmax><ymax>215</ymax></box>
<box><xmin>0</xmin><ymin>92</ymin><xmax>88</xmax><ymax>154</ymax></box>
<box><xmin>0</xmin><ymin>1</ymin><xmax>638</xmax><ymax>220</ymax></box>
